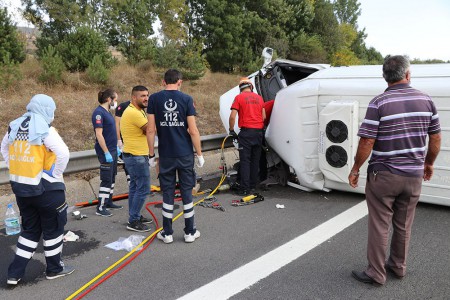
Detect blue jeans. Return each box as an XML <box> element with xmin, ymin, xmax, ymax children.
<box><xmin>123</xmin><ymin>155</ymin><xmax>150</xmax><ymax>223</ymax></box>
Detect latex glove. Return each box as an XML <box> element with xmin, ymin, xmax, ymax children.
<box><xmin>196</xmin><ymin>155</ymin><xmax>205</xmax><ymax>168</ymax></box>
<box><xmin>148</xmin><ymin>154</ymin><xmax>157</xmax><ymax>167</ymax></box>
<box><xmin>104</xmin><ymin>152</ymin><xmax>113</xmax><ymax>163</ymax></box>
<box><xmin>117</xmin><ymin>146</ymin><xmax>122</xmax><ymax>157</ymax></box>
<box><xmin>43</xmin><ymin>164</ymin><xmax>56</xmax><ymax>177</ymax></box>
<box><xmin>117</xmin><ymin>140</ymin><xmax>123</xmax><ymax>150</ymax></box>
<box><xmin>229</xmin><ymin>130</ymin><xmax>238</xmax><ymax>139</ymax></box>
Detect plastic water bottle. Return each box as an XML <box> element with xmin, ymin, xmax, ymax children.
<box><xmin>5</xmin><ymin>203</ymin><xmax>21</xmax><ymax>235</ymax></box>
<box><xmin>218</xmin><ymin>184</ymin><xmax>230</xmax><ymax>191</ymax></box>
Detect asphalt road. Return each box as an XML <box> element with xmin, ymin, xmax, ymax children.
<box><xmin>1</xmin><ymin>181</ymin><xmax>449</xmax><ymax>300</ymax></box>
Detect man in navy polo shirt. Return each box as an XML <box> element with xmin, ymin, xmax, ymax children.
<box><xmin>92</xmin><ymin>89</ymin><xmax>123</xmax><ymax>217</ymax></box>
<box><xmin>147</xmin><ymin>69</ymin><xmax>205</xmax><ymax>244</ymax></box>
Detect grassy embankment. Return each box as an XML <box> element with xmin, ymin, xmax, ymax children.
<box><xmin>0</xmin><ymin>57</ymin><xmax>241</xmax><ymax>152</ymax></box>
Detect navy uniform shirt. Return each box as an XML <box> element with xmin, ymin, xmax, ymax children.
<box><xmin>147</xmin><ymin>90</ymin><xmax>196</xmax><ymax>158</ymax></box>
<box><xmin>115</xmin><ymin>100</ymin><xmax>131</xmax><ymax>118</ymax></box>
<box><xmin>92</xmin><ymin>106</ymin><xmax>117</xmax><ymax>157</ymax></box>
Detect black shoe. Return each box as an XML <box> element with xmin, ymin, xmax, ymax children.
<box><xmin>385</xmin><ymin>264</ymin><xmax>404</xmax><ymax>279</ymax></box>
<box><xmin>127</xmin><ymin>216</ymin><xmax>153</xmax><ymax>225</ymax></box>
<box><xmin>7</xmin><ymin>277</ymin><xmax>21</xmax><ymax>285</ymax></box>
<box><xmin>46</xmin><ymin>266</ymin><xmax>75</xmax><ymax>280</ymax></box>
<box><xmin>351</xmin><ymin>270</ymin><xmax>378</xmax><ymax>285</ymax></box>
<box><xmin>96</xmin><ymin>208</ymin><xmax>113</xmax><ymax>217</ymax></box>
<box><xmin>140</xmin><ymin>215</ymin><xmax>153</xmax><ymax>224</ymax></box>
<box><xmin>127</xmin><ymin>220</ymin><xmax>151</xmax><ymax>232</ymax></box>
<box><xmin>105</xmin><ymin>203</ymin><xmax>123</xmax><ymax>210</ymax></box>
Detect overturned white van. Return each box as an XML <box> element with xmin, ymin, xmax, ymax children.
<box><xmin>219</xmin><ymin>59</ymin><xmax>450</xmax><ymax>206</ymax></box>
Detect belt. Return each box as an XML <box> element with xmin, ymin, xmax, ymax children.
<box><xmin>122</xmin><ymin>152</ymin><xmax>147</xmax><ymax>157</ymax></box>
<box><xmin>240</xmin><ymin>127</ymin><xmax>263</xmax><ymax>132</ymax></box>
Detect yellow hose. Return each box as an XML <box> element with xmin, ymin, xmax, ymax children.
<box><xmin>66</xmin><ymin>136</ymin><xmax>230</xmax><ymax>300</ymax></box>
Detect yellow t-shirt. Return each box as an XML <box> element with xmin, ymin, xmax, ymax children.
<box><xmin>120</xmin><ymin>103</ymin><xmax>149</xmax><ymax>156</ymax></box>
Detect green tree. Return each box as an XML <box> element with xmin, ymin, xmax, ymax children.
<box><xmin>187</xmin><ymin>0</ymin><xmax>292</xmax><ymax>72</ymax></box>
<box><xmin>310</xmin><ymin>0</ymin><xmax>343</xmax><ymax>56</ymax></box>
<box><xmin>39</xmin><ymin>45</ymin><xmax>65</xmax><ymax>84</ymax></box>
<box><xmin>333</xmin><ymin>0</ymin><xmax>361</xmax><ymax>26</ymax></box>
<box><xmin>363</xmin><ymin>46</ymin><xmax>383</xmax><ymax>64</ymax></box>
<box><xmin>178</xmin><ymin>40</ymin><xmax>207</xmax><ymax>80</ymax></box>
<box><xmin>332</xmin><ymin>0</ymin><xmax>383</xmax><ymax>64</ymax></box>
<box><xmin>411</xmin><ymin>58</ymin><xmax>447</xmax><ymax>64</ymax></box>
<box><xmin>159</xmin><ymin>0</ymin><xmax>188</xmax><ymax>43</ymax></box>
<box><xmin>54</xmin><ymin>26</ymin><xmax>113</xmax><ymax>72</ymax></box>
<box><xmin>331</xmin><ymin>48</ymin><xmax>360</xmax><ymax>66</ymax></box>
<box><xmin>284</xmin><ymin>0</ymin><xmax>315</xmax><ymax>38</ymax></box>
<box><xmin>153</xmin><ymin>39</ymin><xmax>207</xmax><ymax>80</ymax></box>
<box><xmin>22</xmin><ymin>0</ymin><xmax>159</xmax><ymax>64</ymax></box>
<box><xmin>288</xmin><ymin>31</ymin><xmax>327</xmax><ymax>63</ymax></box>
<box><xmin>86</xmin><ymin>54</ymin><xmax>109</xmax><ymax>84</ymax></box>
<box><xmin>0</xmin><ymin>53</ymin><xmax>22</xmax><ymax>90</ymax></box>
<box><xmin>102</xmin><ymin>0</ymin><xmax>159</xmax><ymax>64</ymax></box>
<box><xmin>0</xmin><ymin>7</ymin><xmax>26</xmax><ymax>64</ymax></box>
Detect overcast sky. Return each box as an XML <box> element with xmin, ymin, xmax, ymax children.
<box><xmin>358</xmin><ymin>0</ymin><xmax>450</xmax><ymax>61</ymax></box>
<box><xmin>6</xmin><ymin>0</ymin><xmax>450</xmax><ymax>61</ymax></box>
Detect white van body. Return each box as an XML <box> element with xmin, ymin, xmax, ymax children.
<box><xmin>219</xmin><ymin>60</ymin><xmax>450</xmax><ymax>206</ymax></box>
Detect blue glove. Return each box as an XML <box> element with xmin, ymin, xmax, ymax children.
<box><xmin>43</xmin><ymin>164</ymin><xmax>56</xmax><ymax>177</ymax></box>
<box><xmin>105</xmin><ymin>152</ymin><xmax>113</xmax><ymax>163</ymax></box>
<box><xmin>117</xmin><ymin>146</ymin><xmax>122</xmax><ymax>157</ymax></box>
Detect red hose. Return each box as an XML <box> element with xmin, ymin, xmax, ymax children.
<box><xmin>75</xmin><ymin>200</ymin><xmax>161</xmax><ymax>299</ymax></box>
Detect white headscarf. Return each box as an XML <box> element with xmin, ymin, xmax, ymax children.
<box><xmin>8</xmin><ymin>94</ymin><xmax>56</xmax><ymax>145</ymax></box>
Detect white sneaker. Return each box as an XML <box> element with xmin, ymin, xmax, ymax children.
<box><xmin>157</xmin><ymin>231</ymin><xmax>173</xmax><ymax>244</ymax></box>
<box><xmin>184</xmin><ymin>230</ymin><xmax>201</xmax><ymax>243</ymax></box>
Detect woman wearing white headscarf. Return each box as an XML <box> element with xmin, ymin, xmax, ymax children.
<box><xmin>0</xmin><ymin>94</ymin><xmax>75</xmax><ymax>285</ymax></box>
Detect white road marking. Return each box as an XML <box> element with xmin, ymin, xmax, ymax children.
<box><xmin>178</xmin><ymin>201</ymin><xmax>368</xmax><ymax>300</ymax></box>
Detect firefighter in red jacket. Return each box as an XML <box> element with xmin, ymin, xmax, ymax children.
<box><xmin>229</xmin><ymin>78</ymin><xmax>266</xmax><ymax>195</ymax></box>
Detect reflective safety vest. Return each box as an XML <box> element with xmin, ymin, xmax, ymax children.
<box><xmin>8</xmin><ymin>118</ymin><xmax>64</xmax><ymax>197</ymax></box>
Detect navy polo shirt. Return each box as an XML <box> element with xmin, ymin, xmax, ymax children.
<box><xmin>92</xmin><ymin>106</ymin><xmax>117</xmax><ymax>156</ymax></box>
<box><xmin>147</xmin><ymin>90</ymin><xmax>196</xmax><ymax>158</ymax></box>
<box><xmin>115</xmin><ymin>100</ymin><xmax>131</xmax><ymax>118</ymax></box>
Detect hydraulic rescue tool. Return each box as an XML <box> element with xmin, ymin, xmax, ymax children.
<box><xmin>197</xmin><ymin>196</ymin><xmax>225</xmax><ymax>212</ymax></box>
<box><xmin>231</xmin><ymin>193</ymin><xmax>264</xmax><ymax>206</ymax></box>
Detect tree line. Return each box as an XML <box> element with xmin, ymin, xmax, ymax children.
<box><xmin>1</xmin><ymin>0</ymin><xmax>448</xmax><ymax>88</ymax></box>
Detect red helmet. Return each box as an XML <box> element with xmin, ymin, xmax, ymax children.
<box><xmin>239</xmin><ymin>77</ymin><xmax>253</xmax><ymax>91</ymax></box>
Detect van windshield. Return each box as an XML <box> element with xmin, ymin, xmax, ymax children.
<box><xmin>255</xmin><ymin>62</ymin><xmax>321</xmax><ymax>101</ymax></box>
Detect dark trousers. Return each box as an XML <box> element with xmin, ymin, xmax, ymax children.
<box><xmin>8</xmin><ymin>190</ymin><xmax>67</xmax><ymax>278</ymax></box>
<box><xmin>159</xmin><ymin>154</ymin><xmax>196</xmax><ymax>235</ymax></box>
<box><xmin>238</xmin><ymin>129</ymin><xmax>263</xmax><ymax>191</ymax></box>
<box><xmin>364</xmin><ymin>171</ymin><xmax>422</xmax><ymax>284</ymax></box>
<box><xmin>119</xmin><ymin>152</ymin><xmax>130</xmax><ymax>186</ymax></box>
<box><xmin>96</xmin><ymin>153</ymin><xmax>117</xmax><ymax>210</ymax></box>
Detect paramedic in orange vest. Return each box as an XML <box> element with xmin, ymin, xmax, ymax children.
<box><xmin>0</xmin><ymin>94</ymin><xmax>74</xmax><ymax>285</ymax></box>
<box><xmin>229</xmin><ymin>78</ymin><xmax>266</xmax><ymax>195</ymax></box>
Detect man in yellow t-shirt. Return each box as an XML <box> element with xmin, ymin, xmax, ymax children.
<box><xmin>120</xmin><ymin>85</ymin><xmax>152</xmax><ymax>233</ymax></box>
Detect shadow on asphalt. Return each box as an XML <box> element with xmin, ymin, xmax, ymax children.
<box><xmin>0</xmin><ymin>229</ymin><xmax>100</xmax><ymax>289</ymax></box>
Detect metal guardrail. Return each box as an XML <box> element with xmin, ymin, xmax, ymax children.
<box><xmin>0</xmin><ymin>133</ymin><xmax>233</xmax><ymax>185</ymax></box>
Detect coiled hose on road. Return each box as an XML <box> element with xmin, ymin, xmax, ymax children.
<box><xmin>66</xmin><ymin>135</ymin><xmax>231</xmax><ymax>300</ymax></box>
